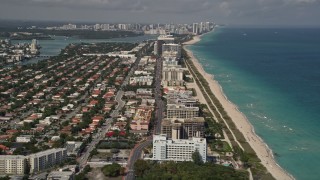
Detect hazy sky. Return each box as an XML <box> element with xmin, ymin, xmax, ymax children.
<box><xmin>1</xmin><ymin>0</ymin><xmax>320</xmax><ymax>26</ymax></box>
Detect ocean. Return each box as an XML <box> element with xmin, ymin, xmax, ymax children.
<box><xmin>189</xmin><ymin>27</ymin><xmax>320</xmax><ymax>180</ymax></box>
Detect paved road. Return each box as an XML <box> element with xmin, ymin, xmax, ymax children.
<box><xmin>111</xmin><ymin>53</ymin><xmax>142</xmax><ymax>118</ymax></box>
<box><xmin>125</xmin><ymin>56</ymin><xmax>164</xmax><ymax>180</ymax></box>
<box><xmin>126</xmin><ymin>139</ymin><xmax>152</xmax><ymax>180</ymax></box>
<box><xmin>78</xmin><ymin>120</ymin><xmax>112</xmax><ymax>168</ymax></box>
<box><xmin>111</xmin><ymin>90</ymin><xmax>125</xmax><ymax>118</ymax></box>
<box><xmin>154</xmin><ymin>57</ymin><xmax>164</xmax><ymax>134</ymax></box>
<box><xmin>78</xmin><ymin>45</ymin><xmax>147</xmax><ymax>171</ymax></box>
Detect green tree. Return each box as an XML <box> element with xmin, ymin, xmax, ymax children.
<box><xmin>75</xmin><ymin>165</ymin><xmax>91</xmax><ymax>180</ymax></box>
<box><xmin>0</xmin><ymin>176</ymin><xmax>10</xmax><ymax>180</ymax></box>
<box><xmin>62</xmin><ymin>120</ymin><xmax>70</xmax><ymax>127</ymax></box>
<box><xmin>102</xmin><ymin>163</ymin><xmax>121</xmax><ymax>177</ymax></box>
<box><xmin>192</xmin><ymin>149</ymin><xmax>203</xmax><ymax>165</ymax></box>
<box><xmin>24</xmin><ymin>163</ymin><xmax>30</xmax><ymax>175</ymax></box>
<box><xmin>134</xmin><ymin>159</ymin><xmax>149</xmax><ymax>177</ymax></box>
<box><xmin>89</xmin><ymin>148</ymin><xmax>98</xmax><ymax>158</ymax></box>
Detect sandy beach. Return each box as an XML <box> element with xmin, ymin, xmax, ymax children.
<box><xmin>183</xmin><ymin>34</ymin><xmax>294</xmax><ymax>180</ymax></box>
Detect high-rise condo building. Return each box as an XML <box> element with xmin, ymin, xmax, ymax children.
<box><xmin>29</xmin><ymin>148</ymin><xmax>67</xmax><ymax>173</ymax></box>
<box><xmin>166</xmin><ymin>104</ymin><xmax>199</xmax><ymax>119</ymax></box>
<box><xmin>152</xmin><ymin>134</ymin><xmax>207</xmax><ymax>162</ymax></box>
<box><xmin>193</xmin><ymin>23</ymin><xmax>199</xmax><ymax>35</ymax></box>
<box><xmin>161</xmin><ymin>117</ymin><xmax>205</xmax><ymax>139</ymax></box>
<box><xmin>0</xmin><ymin>148</ymin><xmax>67</xmax><ymax>175</ymax></box>
<box><xmin>0</xmin><ymin>155</ymin><xmax>27</xmax><ymax>175</ymax></box>
<box><xmin>162</xmin><ymin>44</ymin><xmax>181</xmax><ymax>58</ymax></box>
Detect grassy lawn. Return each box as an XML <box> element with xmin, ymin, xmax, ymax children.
<box><xmin>222</xmin><ymin>141</ymin><xmax>233</xmax><ymax>152</ymax></box>
<box><xmin>86</xmin><ymin>167</ymin><xmax>123</xmax><ymax>180</ymax></box>
<box><xmin>93</xmin><ymin>152</ymin><xmax>113</xmax><ymax>159</ymax></box>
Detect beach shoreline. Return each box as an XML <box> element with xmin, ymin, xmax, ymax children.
<box><xmin>183</xmin><ymin>33</ymin><xmax>294</xmax><ymax>180</ymax></box>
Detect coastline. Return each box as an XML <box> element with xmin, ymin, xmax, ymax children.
<box><xmin>183</xmin><ymin>33</ymin><xmax>294</xmax><ymax>180</ymax></box>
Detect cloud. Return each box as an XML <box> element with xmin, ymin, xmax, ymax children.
<box><xmin>284</xmin><ymin>0</ymin><xmax>318</xmax><ymax>3</ymax></box>
<box><xmin>219</xmin><ymin>1</ymin><xmax>232</xmax><ymax>16</ymax></box>
<box><xmin>1</xmin><ymin>0</ymin><xmax>320</xmax><ymax>25</ymax></box>
<box><xmin>2</xmin><ymin>0</ymin><xmax>217</xmax><ymax>13</ymax></box>
<box><xmin>3</xmin><ymin>0</ymin><xmax>147</xmax><ymax>11</ymax></box>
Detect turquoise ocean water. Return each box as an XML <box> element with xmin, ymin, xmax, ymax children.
<box><xmin>189</xmin><ymin>27</ymin><xmax>320</xmax><ymax>180</ymax></box>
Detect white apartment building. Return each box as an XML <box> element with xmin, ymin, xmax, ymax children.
<box><xmin>94</xmin><ymin>24</ymin><xmax>101</xmax><ymax>30</ymax></box>
<box><xmin>29</xmin><ymin>148</ymin><xmax>67</xmax><ymax>173</ymax></box>
<box><xmin>163</xmin><ymin>57</ymin><xmax>179</xmax><ymax>67</ymax></box>
<box><xmin>162</xmin><ymin>43</ymin><xmax>181</xmax><ymax>52</ymax></box>
<box><xmin>136</xmin><ymin>88</ymin><xmax>153</xmax><ymax>96</ymax></box>
<box><xmin>134</xmin><ymin>70</ymin><xmax>151</xmax><ymax>76</ymax></box>
<box><xmin>118</xmin><ymin>24</ymin><xmax>129</xmax><ymax>30</ymax></box>
<box><xmin>157</xmin><ymin>35</ymin><xmax>175</xmax><ymax>43</ymax></box>
<box><xmin>152</xmin><ymin>134</ymin><xmax>206</xmax><ymax>162</ymax></box>
<box><xmin>101</xmin><ymin>24</ymin><xmax>110</xmax><ymax>31</ymax></box>
<box><xmin>193</xmin><ymin>23</ymin><xmax>199</xmax><ymax>35</ymax></box>
<box><xmin>166</xmin><ymin>104</ymin><xmax>199</xmax><ymax>119</ymax></box>
<box><xmin>30</xmin><ymin>39</ymin><xmax>38</xmax><ymax>55</ymax></box>
<box><xmin>0</xmin><ymin>155</ymin><xmax>27</xmax><ymax>175</ymax></box>
<box><xmin>154</xmin><ymin>35</ymin><xmax>176</xmax><ymax>56</ymax></box>
<box><xmin>205</xmin><ymin>22</ymin><xmax>211</xmax><ymax>32</ymax></box>
<box><xmin>62</xmin><ymin>24</ymin><xmax>77</xmax><ymax>30</ymax></box>
<box><xmin>66</xmin><ymin>141</ymin><xmax>83</xmax><ymax>156</ymax></box>
<box><xmin>199</xmin><ymin>22</ymin><xmax>204</xmax><ymax>34</ymax></box>
<box><xmin>167</xmin><ymin>97</ymin><xmax>199</xmax><ymax>107</ymax></box>
<box><xmin>16</xmin><ymin>135</ymin><xmax>33</xmax><ymax>143</ymax></box>
<box><xmin>129</xmin><ymin>76</ymin><xmax>153</xmax><ymax>86</ymax></box>
<box><xmin>162</xmin><ymin>44</ymin><xmax>181</xmax><ymax>58</ymax></box>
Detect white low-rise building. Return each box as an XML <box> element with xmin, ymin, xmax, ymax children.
<box><xmin>134</xmin><ymin>70</ymin><xmax>151</xmax><ymax>76</ymax></box>
<box><xmin>129</xmin><ymin>75</ymin><xmax>153</xmax><ymax>86</ymax></box>
<box><xmin>39</xmin><ymin>118</ymin><xmax>52</xmax><ymax>125</ymax></box>
<box><xmin>47</xmin><ymin>171</ymin><xmax>74</xmax><ymax>180</ymax></box>
<box><xmin>152</xmin><ymin>134</ymin><xmax>206</xmax><ymax>162</ymax></box>
<box><xmin>66</xmin><ymin>141</ymin><xmax>83</xmax><ymax>156</ymax></box>
<box><xmin>16</xmin><ymin>135</ymin><xmax>33</xmax><ymax>143</ymax></box>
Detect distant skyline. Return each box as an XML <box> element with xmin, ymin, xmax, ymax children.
<box><xmin>1</xmin><ymin>0</ymin><xmax>320</xmax><ymax>26</ymax></box>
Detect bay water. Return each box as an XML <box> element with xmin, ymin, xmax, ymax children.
<box><xmin>11</xmin><ymin>34</ymin><xmax>156</xmax><ymax>65</ymax></box>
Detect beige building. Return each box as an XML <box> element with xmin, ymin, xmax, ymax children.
<box><xmin>154</xmin><ymin>35</ymin><xmax>175</xmax><ymax>56</ymax></box>
<box><xmin>0</xmin><ymin>155</ymin><xmax>27</xmax><ymax>175</ymax></box>
<box><xmin>167</xmin><ymin>97</ymin><xmax>199</xmax><ymax>108</ymax></box>
<box><xmin>162</xmin><ymin>43</ymin><xmax>181</xmax><ymax>58</ymax></box>
<box><xmin>162</xmin><ymin>67</ymin><xmax>184</xmax><ymax>81</ymax></box>
<box><xmin>161</xmin><ymin>117</ymin><xmax>205</xmax><ymax>139</ymax></box>
<box><xmin>166</xmin><ymin>104</ymin><xmax>199</xmax><ymax>119</ymax></box>
<box><xmin>162</xmin><ymin>66</ymin><xmax>184</xmax><ymax>86</ymax></box>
